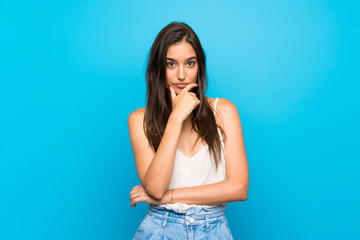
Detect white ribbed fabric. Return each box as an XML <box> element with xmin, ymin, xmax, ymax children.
<box><xmin>160</xmin><ymin>98</ymin><xmax>226</xmax><ymax>211</ymax></box>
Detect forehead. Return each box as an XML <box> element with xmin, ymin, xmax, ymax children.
<box><xmin>166</xmin><ymin>41</ymin><xmax>196</xmax><ymax>58</ymax></box>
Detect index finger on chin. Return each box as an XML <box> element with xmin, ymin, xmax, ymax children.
<box><xmin>183</xmin><ymin>83</ymin><xmax>198</xmax><ymax>92</ymax></box>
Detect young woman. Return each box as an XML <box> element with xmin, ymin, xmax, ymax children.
<box><xmin>128</xmin><ymin>21</ymin><xmax>249</xmax><ymax>239</ymax></box>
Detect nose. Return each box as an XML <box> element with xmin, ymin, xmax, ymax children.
<box><xmin>177</xmin><ymin>65</ymin><xmax>185</xmax><ymax>81</ymax></box>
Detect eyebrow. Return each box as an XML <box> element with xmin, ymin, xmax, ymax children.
<box><xmin>166</xmin><ymin>56</ymin><xmax>197</xmax><ymax>62</ymax></box>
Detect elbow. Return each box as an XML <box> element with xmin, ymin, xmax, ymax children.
<box><xmin>234</xmin><ymin>184</ymin><xmax>248</xmax><ymax>201</ymax></box>
<box><xmin>143</xmin><ymin>184</ymin><xmax>166</xmax><ymax>200</ymax></box>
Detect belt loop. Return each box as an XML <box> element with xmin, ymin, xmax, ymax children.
<box><xmin>162</xmin><ymin>211</ymin><xmax>169</xmax><ymax>228</ymax></box>
<box><xmin>205</xmin><ymin>215</ymin><xmax>209</xmax><ymax>232</ymax></box>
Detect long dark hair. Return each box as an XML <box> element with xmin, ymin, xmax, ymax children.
<box><xmin>144</xmin><ymin>21</ymin><xmax>226</xmax><ymax>169</ymax></box>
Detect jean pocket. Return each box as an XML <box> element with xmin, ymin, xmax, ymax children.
<box><xmin>133</xmin><ymin>214</ymin><xmax>150</xmax><ymax>239</ymax></box>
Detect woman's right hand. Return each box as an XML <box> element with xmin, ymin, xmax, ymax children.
<box><xmin>168</xmin><ymin>83</ymin><xmax>200</xmax><ymax>123</ymax></box>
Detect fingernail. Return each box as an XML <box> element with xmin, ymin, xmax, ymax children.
<box><xmin>168</xmin><ymin>86</ymin><xmax>171</xmax><ymax>90</ymax></box>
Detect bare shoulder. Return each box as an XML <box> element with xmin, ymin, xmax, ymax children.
<box><xmin>205</xmin><ymin>97</ymin><xmax>215</xmax><ymax>105</ymax></box>
<box><xmin>207</xmin><ymin>97</ymin><xmax>240</xmax><ymax>128</ymax></box>
<box><xmin>128</xmin><ymin>107</ymin><xmax>146</xmax><ymax>126</ymax></box>
<box><xmin>216</xmin><ymin>98</ymin><xmax>239</xmax><ymax>116</ymax></box>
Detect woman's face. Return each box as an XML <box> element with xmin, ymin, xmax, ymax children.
<box><xmin>165</xmin><ymin>41</ymin><xmax>199</xmax><ymax>95</ymax></box>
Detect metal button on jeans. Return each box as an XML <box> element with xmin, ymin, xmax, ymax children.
<box><xmin>189</xmin><ymin>217</ymin><xmax>195</xmax><ymax>223</ymax></box>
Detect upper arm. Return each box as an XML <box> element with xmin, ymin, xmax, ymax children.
<box><xmin>217</xmin><ymin>98</ymin><xmax>249</xmax><ymax>188</ymax></box>
<box><xmin>127</xmin><ymin>108</ymin><xmax>155</xmax><ymax>184</ymax></box>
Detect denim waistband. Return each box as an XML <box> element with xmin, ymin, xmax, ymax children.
<box><xmin>148</xmin><ymin>204</ymin><xmax>227</xmax><ymax>226</ymax></box>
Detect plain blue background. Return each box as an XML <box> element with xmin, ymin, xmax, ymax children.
<box><xmin>1</xmin><ymin>0</ymin><xmax>359</xmax><ymax>239</ymax></box>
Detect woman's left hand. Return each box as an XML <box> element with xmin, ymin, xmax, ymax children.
<box><xmin>130</xmin><ymin>185</ymin><xmax>166</xmax><ymax>207</ymax></box>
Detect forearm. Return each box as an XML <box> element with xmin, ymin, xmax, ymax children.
<box><xmin>161</xmin><ymin>180</ymin><xmax>248</xmax><ymax>205</ymax></box>
<box><xmin>142</xmin><ymin>114</ymin><xmax>183</xmax><ymax>199</ymax></box>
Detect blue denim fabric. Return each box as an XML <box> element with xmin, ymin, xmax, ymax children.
<box><xmin>133</xmin><ymin>204</ymin><xmax>234</xmax><ymax>240</ymax></box>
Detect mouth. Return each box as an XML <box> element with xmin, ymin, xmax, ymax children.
<box><xmin>174</xmin><ymin>83</ymin><xmax>188</xmax><ymax>89</ymax></box>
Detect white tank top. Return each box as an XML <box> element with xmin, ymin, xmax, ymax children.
<box><xmin>160</xmin><ymin>98</ymin><xmax>226</xmax><ymax>211</ymax></box>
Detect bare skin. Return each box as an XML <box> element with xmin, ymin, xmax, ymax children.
<box><xmin>128</xmin><ymin>41</ymin><xmax>249</xmax><ymax>207</ymax></box>
<box><xmin>165</xmin><ymin>41</ymin><xmax>204</xmax><ymax>157</ymax></box>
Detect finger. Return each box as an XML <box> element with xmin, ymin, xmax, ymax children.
<box><xmin>169</xmin><ymin>85</ymin><xmax>177</xmax><ymax>100</ymax></box>
<box><xmin>130</xmin><ymin>187</ymin><xmax>141</xmax><ymax>195</ymax></box>
<box><xmin>130</xmin><ymin>192</ymin><xmax>141</xmax><ymax>201</ymax></box>
<box><xmin>131</xmin><ymin>198</ymin><xmax>136</xmax><ymax>207</ymax></box>
<box><xmin>131</xmin><ymin>195</ymin><xmax>144</xmax><ymax>207</ymax></box>
<box><xmin>182</xmin><ymin>83</ymin><xmax>198</xmax><ymax>92</ymax></box>
<box><xmin>130</xmin><ymin>191</ymin><xmax>141</xmax><ymax>202</ymax></box>
<box><xmin>129</xmin><ymin>188</ymin><xmax>138</xmax><ymax>196</ymax></box>
<box><xmin>130</xmin><ymin>185</ymin><xmax>138</xmax><ymax>192</ymax></box>
<box><xmin>130</xmin><ymin>185</ymin><xmax>142</xmax><ymax>194</ymax></box>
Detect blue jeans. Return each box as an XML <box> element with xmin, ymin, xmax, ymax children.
<box><xmin>133</xmin><ymin>204</ymin><xmax>234</xmax><ymax>240</ymax></box>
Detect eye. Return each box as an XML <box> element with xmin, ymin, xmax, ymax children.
<box><xmin>187</xmin><ymin>61</ymin><xmax>195</xmax><ymax>66</ymax></box>
<box><xmin>167</xmin><ymin>62</ymin><xmax>175</xmax><ymax>67</ymax></box>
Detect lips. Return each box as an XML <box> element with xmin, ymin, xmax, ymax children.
<box><xmin>174</xmin><ymin>83</ymin><xmax>188</xmax><ymax>88</ymax></box>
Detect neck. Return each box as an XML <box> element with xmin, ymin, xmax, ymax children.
<box><xmin>182</xmin><ymin>115</ymin><xmax>195</xmax><ymax>131</ymax></box>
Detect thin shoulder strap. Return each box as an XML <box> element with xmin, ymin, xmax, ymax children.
<box><xmin>213</xmin><ymin>98</ymin><xmax>219</xmax><ymax>115</ymax></box>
